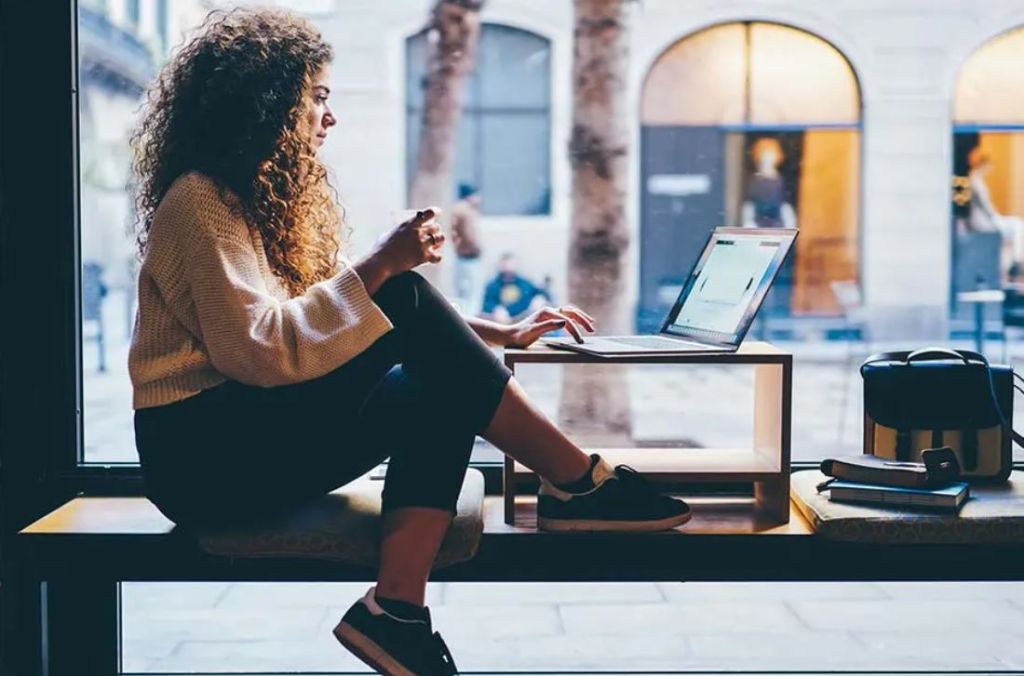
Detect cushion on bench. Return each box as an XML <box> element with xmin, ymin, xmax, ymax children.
<box><xmin>196</xmin><ymin>468</ymin><xmax>485</xmax><ymax>568</ymax></box>
<box><xmin>791</xmin><ymin>469</ymin><xmax>1024</xmax><ymax>544</ymax></box>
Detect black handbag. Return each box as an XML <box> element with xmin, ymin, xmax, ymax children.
<box><xmin>860</xmin><ymin>348</ymin><xmax>1023</xmax><ymax>482</ymax></box>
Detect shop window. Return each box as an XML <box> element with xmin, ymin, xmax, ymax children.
<box><xmin>638</xmin><ymin>22</ymin><xmax>861</xmax><ymax>329</ymax></box>
<box><xmin>952</xmin><ymin>26</ymin><xmax>1024</xmax><ymax>311</ymax></box>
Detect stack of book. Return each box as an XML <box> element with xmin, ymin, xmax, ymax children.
<box><xmin>822</xmin><ymin>451</ymin><xmax>970</xmax><ymax>513</ymax></box>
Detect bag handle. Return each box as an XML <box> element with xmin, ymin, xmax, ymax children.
<box><xmin>906</xmin><ymin>348</ymin><xmax>979</xmax><ymax>364</ymax></box>
<box><xmin>861</xmin><ymin>347</ymin><xmax>1024</xmax><ymax>448</ymax></box>
<box><xmin>859</xmin><ymin>347</ymin><xmax>984</xmax><ymax>376</ymax></box>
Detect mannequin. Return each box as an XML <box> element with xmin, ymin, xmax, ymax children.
<box><xmin>742</xmin><ymin>137</ymin><xmax>797</xmax><ymax>229</ymax></box>
<box><xmin>968</xmin><ymin>147</ymin><xmax>1024</xmax><ymax>279</ymax></box>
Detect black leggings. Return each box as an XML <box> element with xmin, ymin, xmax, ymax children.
<box><xmin>134</xmin><ymin>271</ymin><xmax>512</xmax><ymax>530</ymax></box>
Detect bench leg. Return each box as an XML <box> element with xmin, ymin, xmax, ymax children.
<box><xmin>2</xmin><ymin>564</ymin><xmax>44</xmax><ymax>676</ymax></box>
<box><xmin>42</xmin><ymin>578</ymin><xmax>119</xmax><ymax>676</ymax></box>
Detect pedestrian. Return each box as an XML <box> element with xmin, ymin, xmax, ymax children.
<box><xmin>450</xmin><ymin>183</ymin><xmax>484</xmax><ymax>314</ymax></box>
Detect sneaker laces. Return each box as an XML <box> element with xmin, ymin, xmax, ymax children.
<box><xmin>431</xmin><ymin>630</ymin><xmax>459</xmax><ymax>675</ymax></box>
<box><xmin>612</xmin><ymin>464</ymin><xmax>660</xmax><ymax>502</ymax></box>
<box><xmin>614</xmin><ymin>464</ymin><xmax>651</xmax><ymax>489</ymax></box>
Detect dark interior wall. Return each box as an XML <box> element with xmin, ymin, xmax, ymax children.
<box><xmin>1</xmin><ymin>3</ymin><xmax>77</xmax><ymax>672</ymax></box>
<box><xmin>0</xmin><ymin>0</ymin><xmax>76</xmax><ymax>542</ymax></box>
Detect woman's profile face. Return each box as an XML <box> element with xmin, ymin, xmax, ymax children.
<box><xmin>307</xmin><ymin>67</ymin><xmax>336</xmax><ymax>152</ymax></box>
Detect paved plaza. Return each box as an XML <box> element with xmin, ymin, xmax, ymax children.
<box><xmin>82</xmin><ymin>291</ymin><xmax>1024</xmax><ymax>673</ymax></box>
<box><xmin>122</xmin><ymin>581</ymin><xmax>1024</xmax><ymax>673</ymax></box>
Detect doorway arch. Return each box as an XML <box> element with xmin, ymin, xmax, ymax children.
<box><xmin>638</xmin><ymin>21</ymin><xmax>862</xmax><ymax>329</ymax></box>
<box><xmin>951</xmin><ymin>26</ymin><xmax>1024</xmax><ymax>312</ymax></box>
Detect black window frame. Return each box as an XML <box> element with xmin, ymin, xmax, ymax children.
<box><xmin>1</xmin><ymin>0</ymin><xmax>86</xmax><ymax>539</ymax></box>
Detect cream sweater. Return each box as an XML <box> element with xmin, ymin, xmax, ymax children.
<box><xmin>128</xmin><ymin>172</ymin><xmax>394</xmax><ymax>409</ymax></box>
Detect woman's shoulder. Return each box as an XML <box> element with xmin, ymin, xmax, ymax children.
<box><xmin>155</xmin><ymin>171</ymin><xmax>246</xmax><ymax>238</ymax></box>
<box><xmin>162</xmin><ymin>171</ymin><xmax>231</xmax><ymax>207</ymax></box>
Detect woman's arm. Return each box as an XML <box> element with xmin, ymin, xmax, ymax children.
<box><xmin>466</xmin><ymin>316</ymin><xmax>513</xmax><ymax>346</ymax></box>
<box><xmin>352</xmin><ymin>252</ymin><xmax>394</xmax><ymax>297</ymax></box>
<box><xmin>168</xmin><ymin>188</ymin><xmax>393</xmax><ymax>388</ymax></box>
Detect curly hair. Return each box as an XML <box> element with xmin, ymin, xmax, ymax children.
<box><xmin>131</xmin><ymin>8</ymin><xmax>342</xmax><ymax>297</ymax></box>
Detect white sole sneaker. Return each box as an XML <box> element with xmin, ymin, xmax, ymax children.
<box><xmin>333</xmin><ymin>620</ymin><xmax>415</xmax><ymax>676</ymax></box>
<box><xmin>537</xmin><ymin>509</ymin><xmax>692</xmax><ymax>532</ymax></box>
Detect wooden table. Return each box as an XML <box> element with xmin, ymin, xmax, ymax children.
<box><xmin>502</xmin><ymin>341</ymin><xmax>793</xmax><ymax>524</ymax></box>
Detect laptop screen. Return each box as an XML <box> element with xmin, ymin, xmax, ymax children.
<box><xmin>662</xmin><ymin>228</ymin><xmax>797</xmax><ymax>346</ymax></box>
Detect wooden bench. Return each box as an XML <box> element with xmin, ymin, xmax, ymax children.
<box><xmin>9</xmin><ymin>471</ymin><xmax>1024</xmax><ymax>675</ymax></box>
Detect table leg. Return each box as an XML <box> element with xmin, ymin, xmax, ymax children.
<box><xmin>503</xmin><ymin>357</ymin><xmax>516</xmax><ymax>525</ymax></box>
<box><xmin>975</xmin><ymin>301</ymin><xmax>985</xmax><ymax>353</ymax></box>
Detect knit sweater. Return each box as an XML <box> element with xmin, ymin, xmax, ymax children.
<box><xmin>128</xmin><ymin>172</ymin><xmax>394</xmax><ymax>409</ymax></box>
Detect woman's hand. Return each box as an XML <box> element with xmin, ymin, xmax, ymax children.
<box><xmin>505</xmin><ymin>305</ymin><xmax>597</xmax><ymax>348</ymax></box>
<box><xmin>373</xmin><ymin>207</ymin><xmax>446</xmax><ymax>274</ymax></box>
<box><xmin>354</xmin><ymin>208</ymin><xmax>445</xmax><ymax>296</ymax></box>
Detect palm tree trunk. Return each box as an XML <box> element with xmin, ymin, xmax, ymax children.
<box><xmin>559</xmin><ymin>0</ymin><xmax>633</xmax><ymax>445</ymax></box>
<box><xmin>409</xmin><ymin>0</ymin><xmax>483</xmax><ymax>210</ymax></box>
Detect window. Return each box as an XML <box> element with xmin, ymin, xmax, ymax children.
<box><xmin>3</xmin><ymin>1</ymin><xmax>1021</xmax><ymax>674</ymax></box>
<box><xmin>78</xmin><ymin>7</ymin><xmax>557</xmax><ymax>464</ymax></box>
<box><xmin>78</xmin><ymin>0</ymin><xmax>155</xmax><ymax>464</ymax></box>
<box><xmin>951</xmin><ymin>26</ymin><xmax>1024</xmax><ymax>334</ymax></box>
<box><xmin>639</xmin><ymin>22</ymin><xmax>861</xmax><ymax>331</ymax></box>
<box><xmin>406</xmin><ymin>24</ymin><xmax>553</xmax><ymax>216</ymax></box>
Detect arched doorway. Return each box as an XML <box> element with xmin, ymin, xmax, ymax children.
<box><xmin>952</xmin><ymin>26</ymin><xmax>1024</xmax><ymax>314</ymax></box>
<box><xmin>638</xmin><ymin>22</ymin><xmax>861</xmax><ymax>331</ymax></box>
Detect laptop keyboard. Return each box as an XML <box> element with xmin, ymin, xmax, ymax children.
<box><xmin>605</xmin><ymin>336</ymin><xmax>712</xmax><ymax>350</ymax></box>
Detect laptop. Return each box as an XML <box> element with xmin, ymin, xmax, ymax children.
<box><xmin>543</xmin><ymin>227</ymin><xmax>798</xmax><ymax>356</ymax></box>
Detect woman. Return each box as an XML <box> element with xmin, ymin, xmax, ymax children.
<box><xmin>129</xmin><ymin>10</ymin><xmax>689</xmax><ymax>675</ymax></box>
<box><xmin>968</xmin><ymin>148</ymin><xmax>1024</xmax><ymax>279</ymax></box>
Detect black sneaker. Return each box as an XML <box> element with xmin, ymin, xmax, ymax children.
<box><xmin>333</xmin><ymin>587</ymin><xmax>459</xmax><ymax>675</ymax></box>
<box><xmin>537</xmin><ymin>455</ymin><xmax>692</xmax><ymax>532</ymax></box>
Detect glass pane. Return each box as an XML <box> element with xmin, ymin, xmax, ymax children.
<box><xmin>749</xmin><ymin>23</ymin><xmax>859</xmax><ymax>125</ymax></box>
<box><xmin>956</xmin><ymin>26</ymin><xmax>1024</xmax><ymax>124</ymax></box>
<box><xmin>407</xmin><ymin>109</ymin><xmax>480</xmax><ymax>206</ymax></box>
<box><xmin>950</xmin><ymin>130</ymin><xmax>1024</xmax><ymax>415</ymax></box>
<box><xmin>641</xmin><ymin>23</ymin><xmax>747</xmax><ymax>126</ymax></box>
<box><xmin>123</xmin><ymin>581</ymin><xmax>1024</xmax><ymax>672</ymax></box>
<box><xmin>405</xmin><ymin>30</ymin><xmax>428</xmax><ymax>111</ymax></box>
<box><xmin>952</xmin><ymin>24</ymin><xmax>1024</xmax><ymax>421</ymax></box>
<box><xmin>406</xmin><ymin>28</ymin><xmax>483</xmax><ymax>113</ymax></box>
<box><xmin>479</xmin><ymin>112</ymin><xmax>551</xmax><ymax>215</ymax></box>
<box><xmin>642</xmin><ymin>22</ymin><xmax>859</xmax><ymax>126</ymax></box>
<box><xmin>75</xmin><ymin>9</ymin><xmax>1020</xmax><ymax>477</ymax></box>
<box><xmin>477</xmin><ymin>24</ymin><xmax>551</xmax><ymax>109</ymax></box>
<box><xmin>79</xmin><ymin>2</ymin><xmax>156</xmax><ymax>464</ymax></box>
<box><xmin>406</xmin><ymin>24</ymin><xmax>551</xmax><ymax>215</ymax></box>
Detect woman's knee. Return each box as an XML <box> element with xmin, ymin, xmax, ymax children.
<box><xmin>378</xmin><ymin>270</ymin><xmax>428</xmax><ymax>296</ymax></box>
<box><xmin>375</xmin><ymin>270</ymin><xmax>426</xmax><ymax>311</ymax></box>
